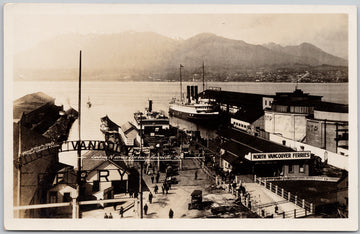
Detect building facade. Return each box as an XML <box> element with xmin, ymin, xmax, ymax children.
<box><xmin>306</xmin><ymin>103</ymin><xmax>348</xmax><ymax>154</ymax></box>
<box><xmin>264</xmin><ymin>89</ymin><xmax>322</xmax><ymax>142</ymax></box>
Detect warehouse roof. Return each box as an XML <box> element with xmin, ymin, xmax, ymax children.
<box><xmin>218</xmin><ymin>127</ymin><xmax>294</xmax><ymax>156</ymax></box>
<box><xmin>203</xmin><ymin>90</ymin><xmax>273</xmax><ymax>107</ymax></box>
<box><xmin>13</xmin><ymin>92</ymin><xmax>55</xmax><ymax>120</ymax></box>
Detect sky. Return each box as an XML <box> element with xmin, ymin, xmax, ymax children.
<box><xmin>6</xmin><ymin>4</ymin><xmax>349</xmax><ymax>58</ymax></box>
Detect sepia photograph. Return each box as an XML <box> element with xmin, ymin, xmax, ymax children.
<box><xmin>3</xmin><ymin>3</ymin><xmax>358</xmax><ymax>231</ymax></box>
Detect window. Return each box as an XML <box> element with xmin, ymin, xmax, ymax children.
<box><xmin>265</xmin><ymin>100</ymin><xmax>268</xmax><ymax>105</ymax></box>
<box><xmin>299</xmin><ymin>164</ymin><xmax>304</xmax><ymax>173</ymax></box>
<box><xmin>93</xmin><ymin>181</ymin><xmax>100</xmax><ymax>192</ymax></box>
<box><xmin>63</xmin><ymin>192</ymin><xmax>72</xmax><ymax>202</ymax></box>
<box><xmin>282</xmin><ymin>140</ymin><xmax>286</xmax><ymax>146</ymax></box>
<box><xmin>288</xmin><ymin>165</ymin><xmax>293</xmax><ymax>173</ymax></box>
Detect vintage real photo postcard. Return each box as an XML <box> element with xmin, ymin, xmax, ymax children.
<box><xmin>3</xmin><ymin>3</ymin><xmax>358</xmax><ymax>231</ymax></box>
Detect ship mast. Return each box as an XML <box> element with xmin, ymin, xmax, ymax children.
<box><xmin>202</xmin><ymin>61</ymin><xmax>205</xmax><ymax>92</ymax></box>
<box><xmin>180</xmin><ymin>64</ymin><xmax>183</xmax><ymax>102</ymax></box>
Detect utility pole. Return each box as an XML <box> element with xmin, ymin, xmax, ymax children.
<box><xmin>139</xmin><ymin>115</ymin><xmax>143</xmax><ymax>219</ymax></box>
<box><xmin>75</xmin><ymin>50</ymin><xmax>82</xmax><ymax>219</ymax></box>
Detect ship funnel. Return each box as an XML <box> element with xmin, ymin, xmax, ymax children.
<box><xmin>194</xmin><ymin>86</ymin><xmax>198</xmax><ymax>102</ymax></box>
<box><xmin>187</xmin><ymin>86</ymin><xmax>191</xmax><ymax>103</ymax></box>
<box><xmin>148</xmin><ymin>100</ymin><xmax>153</xmax><ymax>112</ymax></box>
<box><xmin>191</xmin><ymin>86</ymin><xmax>195</xmax><ymax>101</ymax></box>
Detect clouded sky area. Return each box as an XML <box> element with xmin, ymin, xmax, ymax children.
<box><xmin>7</xmin><ymin>4</ymin><xmax>348</xmax><ymax>58</ymax></box>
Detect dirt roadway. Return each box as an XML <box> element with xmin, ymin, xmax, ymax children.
<box><xmin>82</xmin><ymin>158</ymin><xmax>255</xmax><ymax>219</ymax></box>
<box><xmin>141</xmin><ymin>158</ymin><xmax>215</xmax><ymax>218</ymax></box>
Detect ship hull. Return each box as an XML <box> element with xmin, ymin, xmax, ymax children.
<box><xmin>169</xmin><ymin>106</ymin><xmax>219</xmax><ymax>123</ymax></box>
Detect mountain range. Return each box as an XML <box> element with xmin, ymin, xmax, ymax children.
<box><xmin>14</xmin><ymin>32</ymin><xmax>347</xmax><ymax>81</ymax></box>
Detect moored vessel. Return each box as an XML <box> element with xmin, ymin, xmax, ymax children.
<box><xmin>169</xmin><ymin>63</ymin><xmax>219</xmax><ymax>122</ymax></box>
<box><xmin>134</xmin><ymin>100</ymin><xmax>170</xmax><ymax>136</ymax></box>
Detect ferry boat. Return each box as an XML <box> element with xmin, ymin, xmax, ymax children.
<box><xmin>168</xmin><ymin>63</ymin><xmax>219</xmax><ymax>122</ymax></box>
<box><xmin>133</xmin><ymin>100</ymin><xmax>170</xmax><ymax>136</ymax></box>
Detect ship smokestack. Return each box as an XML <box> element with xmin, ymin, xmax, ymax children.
<box><xmin>148</xmin><ymin>100</ymin><xmax>152</xmax><ymax>112</ymax></box>
<box><xmin>187</xmin><ymin>86</ymin><xmax>191</xmax><ymax>103</ymax></box>
<box><xmin>191</xmin><ymin>86</ymin><xmax>195</xmax><ymax>101</ymax></box>
<box><xmin>194</xmin><ymin>86</ymin><xmax>198</xmax><ymax>102</ymax></box>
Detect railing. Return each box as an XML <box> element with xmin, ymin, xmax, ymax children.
<box><xmin>194</xmin><ymin>157</ymin><xmax>216</xmax><ymax>181</ymax></box>
<box><xmin>241</xmin><ymin>193</ymin><xmax>308</xmax><ymax>219</ymax></box>
<box><xmin>260</xmin><ymin>176</ymin><xmax>340</xmax><ymax>182</ymax></box>
<box><xmin>254</xmin><ymin>176</ymin><xmax>314</xmax><ymax>215</ymax></box>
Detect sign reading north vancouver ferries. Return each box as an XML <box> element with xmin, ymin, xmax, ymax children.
<box><xmin>250</xmin><ymin>151</ymin><xmax>311</xmax><ymax>161</ymax></box>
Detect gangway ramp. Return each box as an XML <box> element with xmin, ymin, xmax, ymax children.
<box><xmin>243</xmin><ymin>182</ymin><xmax>307</xmax><ymax>218</ymax></box>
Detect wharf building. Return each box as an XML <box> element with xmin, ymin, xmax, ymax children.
<box><xmin>264</xmin><ymin>89</ymin><xmax>322</xmax><ymax>142</ymax></box>
<box><xmin>205</xmin><ymin>88</ymin><xmax>348</xmax><ymax>216</ymax></box>
<box><xmin>263</xmin><ymin>89</ymin><xmax>348</xmax><ymax>169</ymax></box>
<box><xmin>47</xmin><ymin>150</ymin><xmax>144</xmax><ymax>218</ymax></box>
<box><xmin>305</xmin><ymin>102</ymin><xmax>348</xmax><ymax>155</ymax></box>
<box><xmin>204</xmin><ymin>89</ymin><xmax>274</xmax><ymax>137</ymax></box>
<box><xmin>13</xmin><ymin>92</ymin><xmax>77</xmax><ymax>218</ymax></box>
<box><xmin>206</xmin><ymin>88</ymin><xmax>348</xmax><ymax>171</ymax></box>
<box><xmin>218</xmin><ymin>127</ymin><xmax>311</xmax><ymax>177</ymax></box>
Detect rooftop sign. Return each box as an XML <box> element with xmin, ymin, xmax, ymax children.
<box><xmin>250</xmin><ymin>151</ymin><xmax>311</xmax><ymax>161</ymax></box>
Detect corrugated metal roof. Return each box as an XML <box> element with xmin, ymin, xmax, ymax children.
<box><xmin>81</xmin><ymin>151</ymin><xmax>108</xmax><ymax>171</ymax></box>
<box><xmin>219</xmin><ymin>127</ymin><xmax>294</xmax><ymax>155</ymax></box>
<box><xmin>204</xmin><ymin>90</ymin><xmax>273</xmax><ymax>107</ymax></box>
<box><xmin>221</xmin><ymin>152</ymin><xmax>239</xmax><ymax>164</ymax></box>
<box><xmin>81</xmin><ymin>150</ymin><xmax>129</xmax><ymax>172</ymax></box>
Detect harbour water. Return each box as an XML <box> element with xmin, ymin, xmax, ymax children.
<box><xmin>13</xmin><ymin>81</ymin><xmax>348</xmax><ymax>167</ymax></box>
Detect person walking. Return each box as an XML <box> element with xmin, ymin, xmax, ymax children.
<box><xmin>149</xmin><ymin>192</ymin><xmax>153</xmax><ymax>204</ymax></box>
<box><xmin>144</xmin><ymin>203</ymin><xmax>148</xmax><ymax>215</ymax></box>
<box><xmin>165</xmin><ymin>184</ymin><xmax>169</xmax><ymax>194</ymax></box>
<box><xmin>169</xmin><ymin>208</ymin><xmax>174</xmax><ymax>219</ymax></box>
<box><xmin>154</xmin><ymin>185</ymin><xmax>159</xmax><ymax>194</ymax></box>
<box><xmin>151</xmin><ymin>175</ymin><xmax>154</xmax><ymax>183</ymax></box>
<box><xmin>156</xmin><ymin>172</ymin><xmax>160</xmax><ymax>183</ymax></box>
<box><xmin>104</xmin><ymin>213</ymin><xmax>108</xmax><ymax>219</ymax></box>
<box><xmin>109</xmin><ymin>213</ymin><xmax>113</xmax><ymax>219</ymax></box>
<box><xmin>120</xmin><ymin>206</ymin><xmax>124</xmax><ymax>218</ymax></box>
<box><xmin>161</xmin><ymin>185</ymin><xmax>165</xmax><ymax>194</ymax></box>
<box><xmin>195</xmin><ymin>170</ymin><xmax>198</xmax><ymax>180</ymax></box>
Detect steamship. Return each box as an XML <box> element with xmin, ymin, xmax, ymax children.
<box><xmin>134</xmin><ymin>100</ymin><xmax>170</xmax><ymax>136</ymax></box>
<box><xmin>169</xmin><ymin>64</ymin><xmax>219</xmax><ymax>122</ymax></box>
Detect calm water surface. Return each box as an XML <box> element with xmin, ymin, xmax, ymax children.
<box><xmin>14</xmin><ymin>81</ymin><xmax>348</xmax><ymax>167</ymax></box>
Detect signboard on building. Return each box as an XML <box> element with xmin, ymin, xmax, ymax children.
<box><xmin>250</xmin><ymin>151</ymin><xmax>311</xmax><ymax>161</ymax></box>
